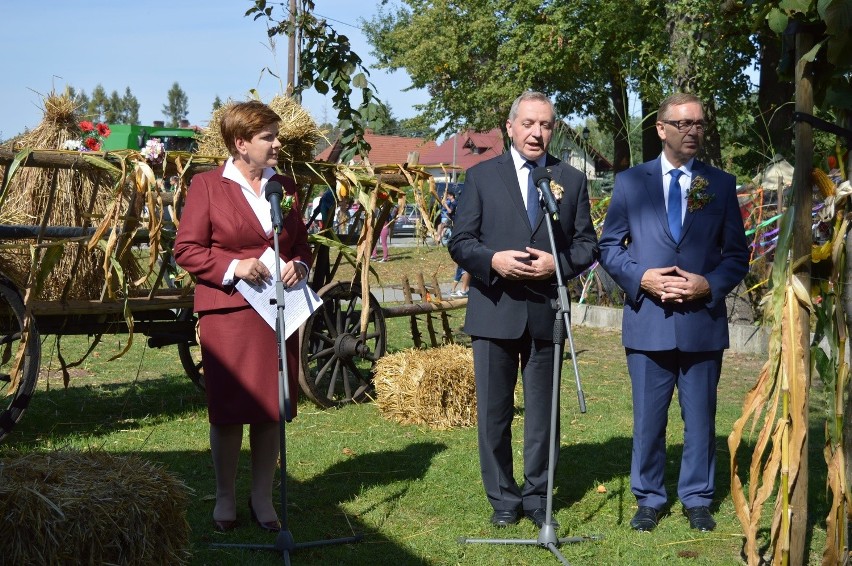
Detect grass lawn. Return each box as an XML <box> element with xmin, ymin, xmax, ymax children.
<box><xmin>0</xmin><ymin>245</ymin><xmax>832</xmax><ymax>565</ymax></box>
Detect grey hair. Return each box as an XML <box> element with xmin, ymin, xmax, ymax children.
<box><xmin>658</xmin><ymin>93</ymin><xmax>704</xmax><ymax>120</ymax></box>
<box><xmin>508</xmin><ymin>91</ymin><xmax>555</xmax><ymax>122</ymax></box>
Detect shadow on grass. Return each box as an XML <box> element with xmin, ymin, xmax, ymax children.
<box><xmin>169</xmin><ymin>440</ymin><xmax>449</xmax><ymax>566</ymax></box>
<box><xmin>5</xmin><ymin>371</ymin><xmax>449</xmax><ymax>565</ymax></box>
<box><xmin>6</xmin><ymin>373</ymin><xmax>206</xmax><ymax>448</ymax></box>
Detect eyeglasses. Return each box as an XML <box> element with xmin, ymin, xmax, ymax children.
<box><xmin>660</xmin><ymin>119</ymin><xmax>706</xmax><ymax>133</ymax></box>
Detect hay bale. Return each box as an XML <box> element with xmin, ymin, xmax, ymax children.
<box><xmin>0</xmin><ymin>449</ymin><xmax>191</xmax><ymax>565</ymax></box>
<box><xmin>0</xmin><ymin>90</ymin><xmax>143</xmax><ymax>300</ymax></box>
<box><xmin>195</xmin><ymin>95</ymin><xmax>323</xmax><ymax>162</ymax></box>
<box><xmin>374</xmin><ymin>345</ymin><xmax>476</xmax><ymax>429</ymax></box>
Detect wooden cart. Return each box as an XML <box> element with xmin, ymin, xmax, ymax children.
<box><xmin>0</xmin><ymin>148</ymin><xmax>465</xmax><ymax>441</ymax></box>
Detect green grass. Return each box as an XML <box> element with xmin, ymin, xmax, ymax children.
<box><xmin>1</xmin><ymin>308</ymin><xmax>833</xmax><ymax>564</ymax></box>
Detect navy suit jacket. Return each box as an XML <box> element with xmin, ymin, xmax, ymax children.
<box><xmin>449</xmin><ymin>152</ymin><xmax>598</xmax><ymax>341</ymax></box>
<box><xmin>598</xmin><ymin>157</ymin><xmax>749</xmax><ymax>352</ymax></box>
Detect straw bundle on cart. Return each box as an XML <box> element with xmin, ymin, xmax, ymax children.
<box><xmin>374</xmin><ymin>344</ymin><xmax>477</xmax><ymax>429</ymax></box>
<box><xmin>0</xmin><ymin>449</ymin><xmax>191</xmax><ymax>565</ymax></box>
<box><xmin>0</xmin><ymin>91</ymin><xmax>143</xmax><ymax>300</ymax></box>
<box><xmin>195</xmin><ymin>95</ymin><xmax>323</xmax><ymax>164</ymax></box>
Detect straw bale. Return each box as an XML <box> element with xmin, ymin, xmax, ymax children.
<box><xmin>195</xmin><ymin>95</ymin><xmax>322</xmax><ymax>163</ymax></box>
<box><xmin>0</xmin><ymin>91</ymin><xmax>144</xmax><ymax>299</ymax></box>
<box><xmin>374</xmin><ymin>345</ymin><xmax>476</xmax><ymax>429</ymax></box>
<box><xmin>0</xmin><ymin>449</ymin><xmax>191</xmax><ymax>565</ymax></box>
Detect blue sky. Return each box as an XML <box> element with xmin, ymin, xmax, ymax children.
<box><xmin>0</xmin><ymin>1</ymin><xmax>427</xmax><ymax>140</ymax></box>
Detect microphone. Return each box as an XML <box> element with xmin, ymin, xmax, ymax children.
<box><xmin>531</xmin><ymin>167</ymin><xmax>560</xmax><ymax>221</ymax></box>
<box><xmin>265</xmin><ymin>180</ymin><xmax>284</xmax><ymax>231</ymax></box>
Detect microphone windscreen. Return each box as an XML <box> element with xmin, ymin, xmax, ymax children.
<box><xmin>264</xmin><ymin>180</ymin><xmax>284</xmax><ymax>201</ymax></box>
<box><xmin>531</xmin><ymin>167</ymin><xmax>552</xmax><ymax>185</ymax></box>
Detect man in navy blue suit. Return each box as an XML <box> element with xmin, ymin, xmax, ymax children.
<box><xmin>598</xmin><ymin>93</ymin><xmax>749</xmax><ymax>532</ymax></box>
<box><xmin>449</xmin><ymin>91</ymin><xmax>597</xmax><ymax>529</ymax></box>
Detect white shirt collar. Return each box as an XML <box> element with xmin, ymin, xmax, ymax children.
<box><xmin>222</xmin><ymin>156</ymin><xmax>276</xmax><ymax>190</ymax></box>
<box><xmin>660</xmin><ymin>154</ymin><xmax>694</xmax><ymax>178</ymax></box>
<box><xmin>510</xmin><ymin>146</ymin><xmax>544</xmax><ymax>172</ymax></box>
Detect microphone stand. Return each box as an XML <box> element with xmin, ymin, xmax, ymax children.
<box><xmin>461</xmin><ymin>200</ymin><xmax>600</xmax><ymax>565</ymax></box>
<box><xmin>212</xmin><ymin>209</ymin><xmax>362</xmax><ymax>564</ymax></box>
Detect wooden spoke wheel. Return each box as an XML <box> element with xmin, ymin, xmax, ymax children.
<box><xmin>299</xmin><ymin>281</ymin><xmax>386</xmax><ymax>408</ymax></box>
<box><xmin>176</xmin><ymin>308</ymin><xmax>204</xmax><ymax>391</ymax></box>
<box><xmin>0</xmin><ymin>279</ymin><xmax>41</xmax><ymax>442</ymax></box>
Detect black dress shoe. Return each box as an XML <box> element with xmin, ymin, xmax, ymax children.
<box><xmin>490</xmin><ymin>509</ymin><xmax>520</xmax><ymax>527</ymax></box>
<box><xmin>524</xmin><ymin>508</ymin><xmax>559</xmax><ymax>530</ymax></box>
<box><xmin>684</xmin><ymin>506</ymin><xmax>716</xmax><ymax>532</ymax></box>
<box><xmin>248</xmin><ymin>497</ymin><xmax>281</xmax><ymax>532</ymax></box>
<box><xmin>629</xmin><ymin>506</ymin><xmax>660</xmax><ymax>531</ymax></box>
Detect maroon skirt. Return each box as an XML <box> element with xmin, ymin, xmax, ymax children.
<box><xmin>198</xmin><ymin>306</ymin><xmax>299</xmax><ymax>424</ymax></box>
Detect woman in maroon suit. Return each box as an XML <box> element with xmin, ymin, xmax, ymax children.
<box><xmin>174</xmin><ymin>101</ymin><xmax>311</xmax><ymax>533</ymax></box>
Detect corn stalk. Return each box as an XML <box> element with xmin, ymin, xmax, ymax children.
<box><xmin>730</xmin><ymin>167</ymin><xmax>852</xmax><ymax>564</ymax></box>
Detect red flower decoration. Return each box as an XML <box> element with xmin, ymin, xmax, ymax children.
<box><xmin>79</xmin><ymin>121</ymin><xmax>95</xmax><ymax>132</ymax></box>
<box><xmin>84</xmin><ymin>137</ymin><xmax>101</xmax><ymax>151</ymax></box>
<box><xmin>96</xmin><ymin>123</ymin><xmax>111</xmax><ymax>137</ymax></box>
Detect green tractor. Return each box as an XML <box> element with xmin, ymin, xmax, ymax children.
<box><xmin>101</xmin><ymin>122</ymin><xmax>198</xmax><ymax>153</ymax></box>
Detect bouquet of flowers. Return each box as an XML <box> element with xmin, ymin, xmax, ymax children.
<box><xmin>686</xmin><ymin>175</ymin><xmax>715</xmax><ymax>212</ymax></box>
<box><xmin>61</xmin><ymin>121</ymin><xmax>111</xmax><ymax>151</ymax></box>
<box><xmin>140</xmin><ymin>138</ymin><xmax>165</xmax><ymax>165</ymax></box>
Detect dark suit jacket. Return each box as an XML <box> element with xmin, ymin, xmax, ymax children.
<box><xmin>174</xmin><ymin>166</ymin><xmax>312</xmax><ymax>314</ymax></box>
<box><xmin>449</xmin><ymin>152</ymin><xmax>598</xmax><ymax>341</ymax></box>
<box><xmin>598</xmin><ymin>157</ymin><xmax>749</xmax><ymax>352</ymax></box>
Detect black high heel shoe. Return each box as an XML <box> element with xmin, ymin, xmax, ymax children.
<box><xmin>248</xmin><ymin>497</ymin><xmax>281</xmax><ymax>532</ymax></box>
<box><xmin>212</xmin><ymin>518</ymin><xmax>238</xmax><ymax>532</ymax></box>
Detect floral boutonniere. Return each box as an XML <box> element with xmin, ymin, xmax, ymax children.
<box><xmin>686</xmin><ymin>175</ymin><xmax>715</xmax><ymax>212</ymax></box>
<box><xmin>280</xmin><ymin>194</ymin><xmax>295</xmax><ymax>216</ymax></box>
<box><xmin>545</xmin><ymin>168</ymin><xmax>564</xmax><ymax>202</ymax></box>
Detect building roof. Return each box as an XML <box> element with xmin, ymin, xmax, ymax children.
<box><xmin>419</xmin><ymin>128</ymin><xmax>504</xmax><ymax>170</ymax></box>
<box><xmin>563</xmin><ymin>125</ymin><xmax>613</xmax><ymax>172</ymax></box>
<box><xmin>315</xmin><ymin>131</ymin><xmax>437</xmax><ymax>165</ymax></box>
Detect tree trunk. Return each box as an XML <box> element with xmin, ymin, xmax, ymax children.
<box><xmin>641</xmin><ymin>97</ymin><xmax>659</xmax><ymax>164</ymax></box>
<box><xmin>756</xmin><ymin>28</ymin><xmax>795</xmax><ymax>158</ymax></box>
<box><xmin>788</xmin><ymin>28</ymin><xmax>815</xmax><ymax>566</ymax></box>
<box><xmin>701</xmin><ymin>99</ymin><xmax>723</xmax><ymax>167</ymax></box>
<box><xmin>842</xmin><ymin>109</ymin><xmax>852</xmax><ymax>560</ymax></box>
<box><xmin>609</xmin><ymin>77</ymin><xmax>631</xmax><ymax>173</ymax></box>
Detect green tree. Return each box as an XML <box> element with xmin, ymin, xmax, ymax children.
<box><xmin>64</xmin><ymin>86</ymin><xmax>90</xmax><ymax>119</ymax></box>
<box><xmin>363</xmin><ymin>0</ymin><xmax>661</xmax><ymax>172</ymax></box>
<box><xmin>212</xmin><ymin>95</ymin><xmax>223</xmax><ymax>112</ymax></box>
<box><xmin>397</xmin><ymin>115</ymin><xmax>435</xmax><ymax>138</ymax></box>
<box><xmin>162</xmin><ymin>82</ymin><xmax>189</xmax><ymax>127</ymax></box>
<box><xmin>362</xmin><ymin>0</ymin><xmax>765</xmax><ymax>172</ymax></box>
<box><xmin>87</xmin><ymin>84</ymin><xmax>109</xmax><ymax>123</ymax></box>
<box><xmin>105</xmin><ymin>90</ymin><xmax>122</xmax><ymax>123</ymax></box>
<box><xmin>248</xmin><ymin>0</ymin><xmax>391</xmax><ymax>162</ymax></box>
<box><xmin>120</xmin><ymin>87</ymin><xmax>140</xmax><ymax>124</ymax></box>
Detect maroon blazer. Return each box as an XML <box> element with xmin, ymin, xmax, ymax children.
<box><xmin>174</xmin><ymin>166</ymin><xmax>312</xmax><ymax>314</ymax></box>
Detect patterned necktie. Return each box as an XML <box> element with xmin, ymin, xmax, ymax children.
<box><xmin>667</xmin><ymin>169</ymin><xmax>683</xmax><ymax>241</ymax></box>
<box><xmin>524</xmin><ymin>160</ymin><xmax>539</xmax><ymax>227</ymax></box>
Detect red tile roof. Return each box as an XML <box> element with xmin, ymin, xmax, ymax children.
<box><xmin>420</xmin><ymin>128</ymin><xmax>505</xmax><ymax>170</ymax></box>
<box><xmin>315</xmin><ymin>132</ymin><xmax>437</xmax><ymax>165</ymax></box>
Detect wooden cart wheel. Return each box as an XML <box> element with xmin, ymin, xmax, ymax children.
<box><xmin>176</xmin><ymin>308</ymin><xmax>205</xmax><ymax>391</ymax></box>
<box><xmin>299</xmin><ymin>281</ymin><xmax>386</xmax><ymax>408</ymax></box>
<box><xmin>0</xmin><ymin>279</ymin><xmax>41</xmax><ymax>442</ymax></box>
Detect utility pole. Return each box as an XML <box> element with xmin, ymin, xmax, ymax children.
<box><xmin>287</xmin><ymin>0</ymin><xmax>297</xmax><ymax>97</ymax></box>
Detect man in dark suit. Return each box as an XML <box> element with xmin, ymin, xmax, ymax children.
<box><xmin>598</xmin><ymin>93</ymin><xmax>749</xmax><ymax>532</ymax></box>
<box><xmin>449</xmin><ymin>91</ymin><xmax>598</xmax><ymax>528</ymax></box>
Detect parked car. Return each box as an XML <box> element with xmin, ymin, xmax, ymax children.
<box><xmin>392</xmin><ymin>204</ymin><xmax>420</xmax><ymax>237</ymax></box>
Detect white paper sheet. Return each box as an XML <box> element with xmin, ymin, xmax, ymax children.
<box><xmin>235</xmin><ymin>247</ymin><xmax>323</xmax><ymax>338</ymax></box>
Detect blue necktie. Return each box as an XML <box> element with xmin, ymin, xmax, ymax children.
<box><xmin>667</xmin><ymin>169</ymin><xmax>683</xmax><ymax>241</ymax></box>
<box><xmin>524</xmin><ymin>161</ymin><xmax>539</xmax><ymax>227</ymax></box>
